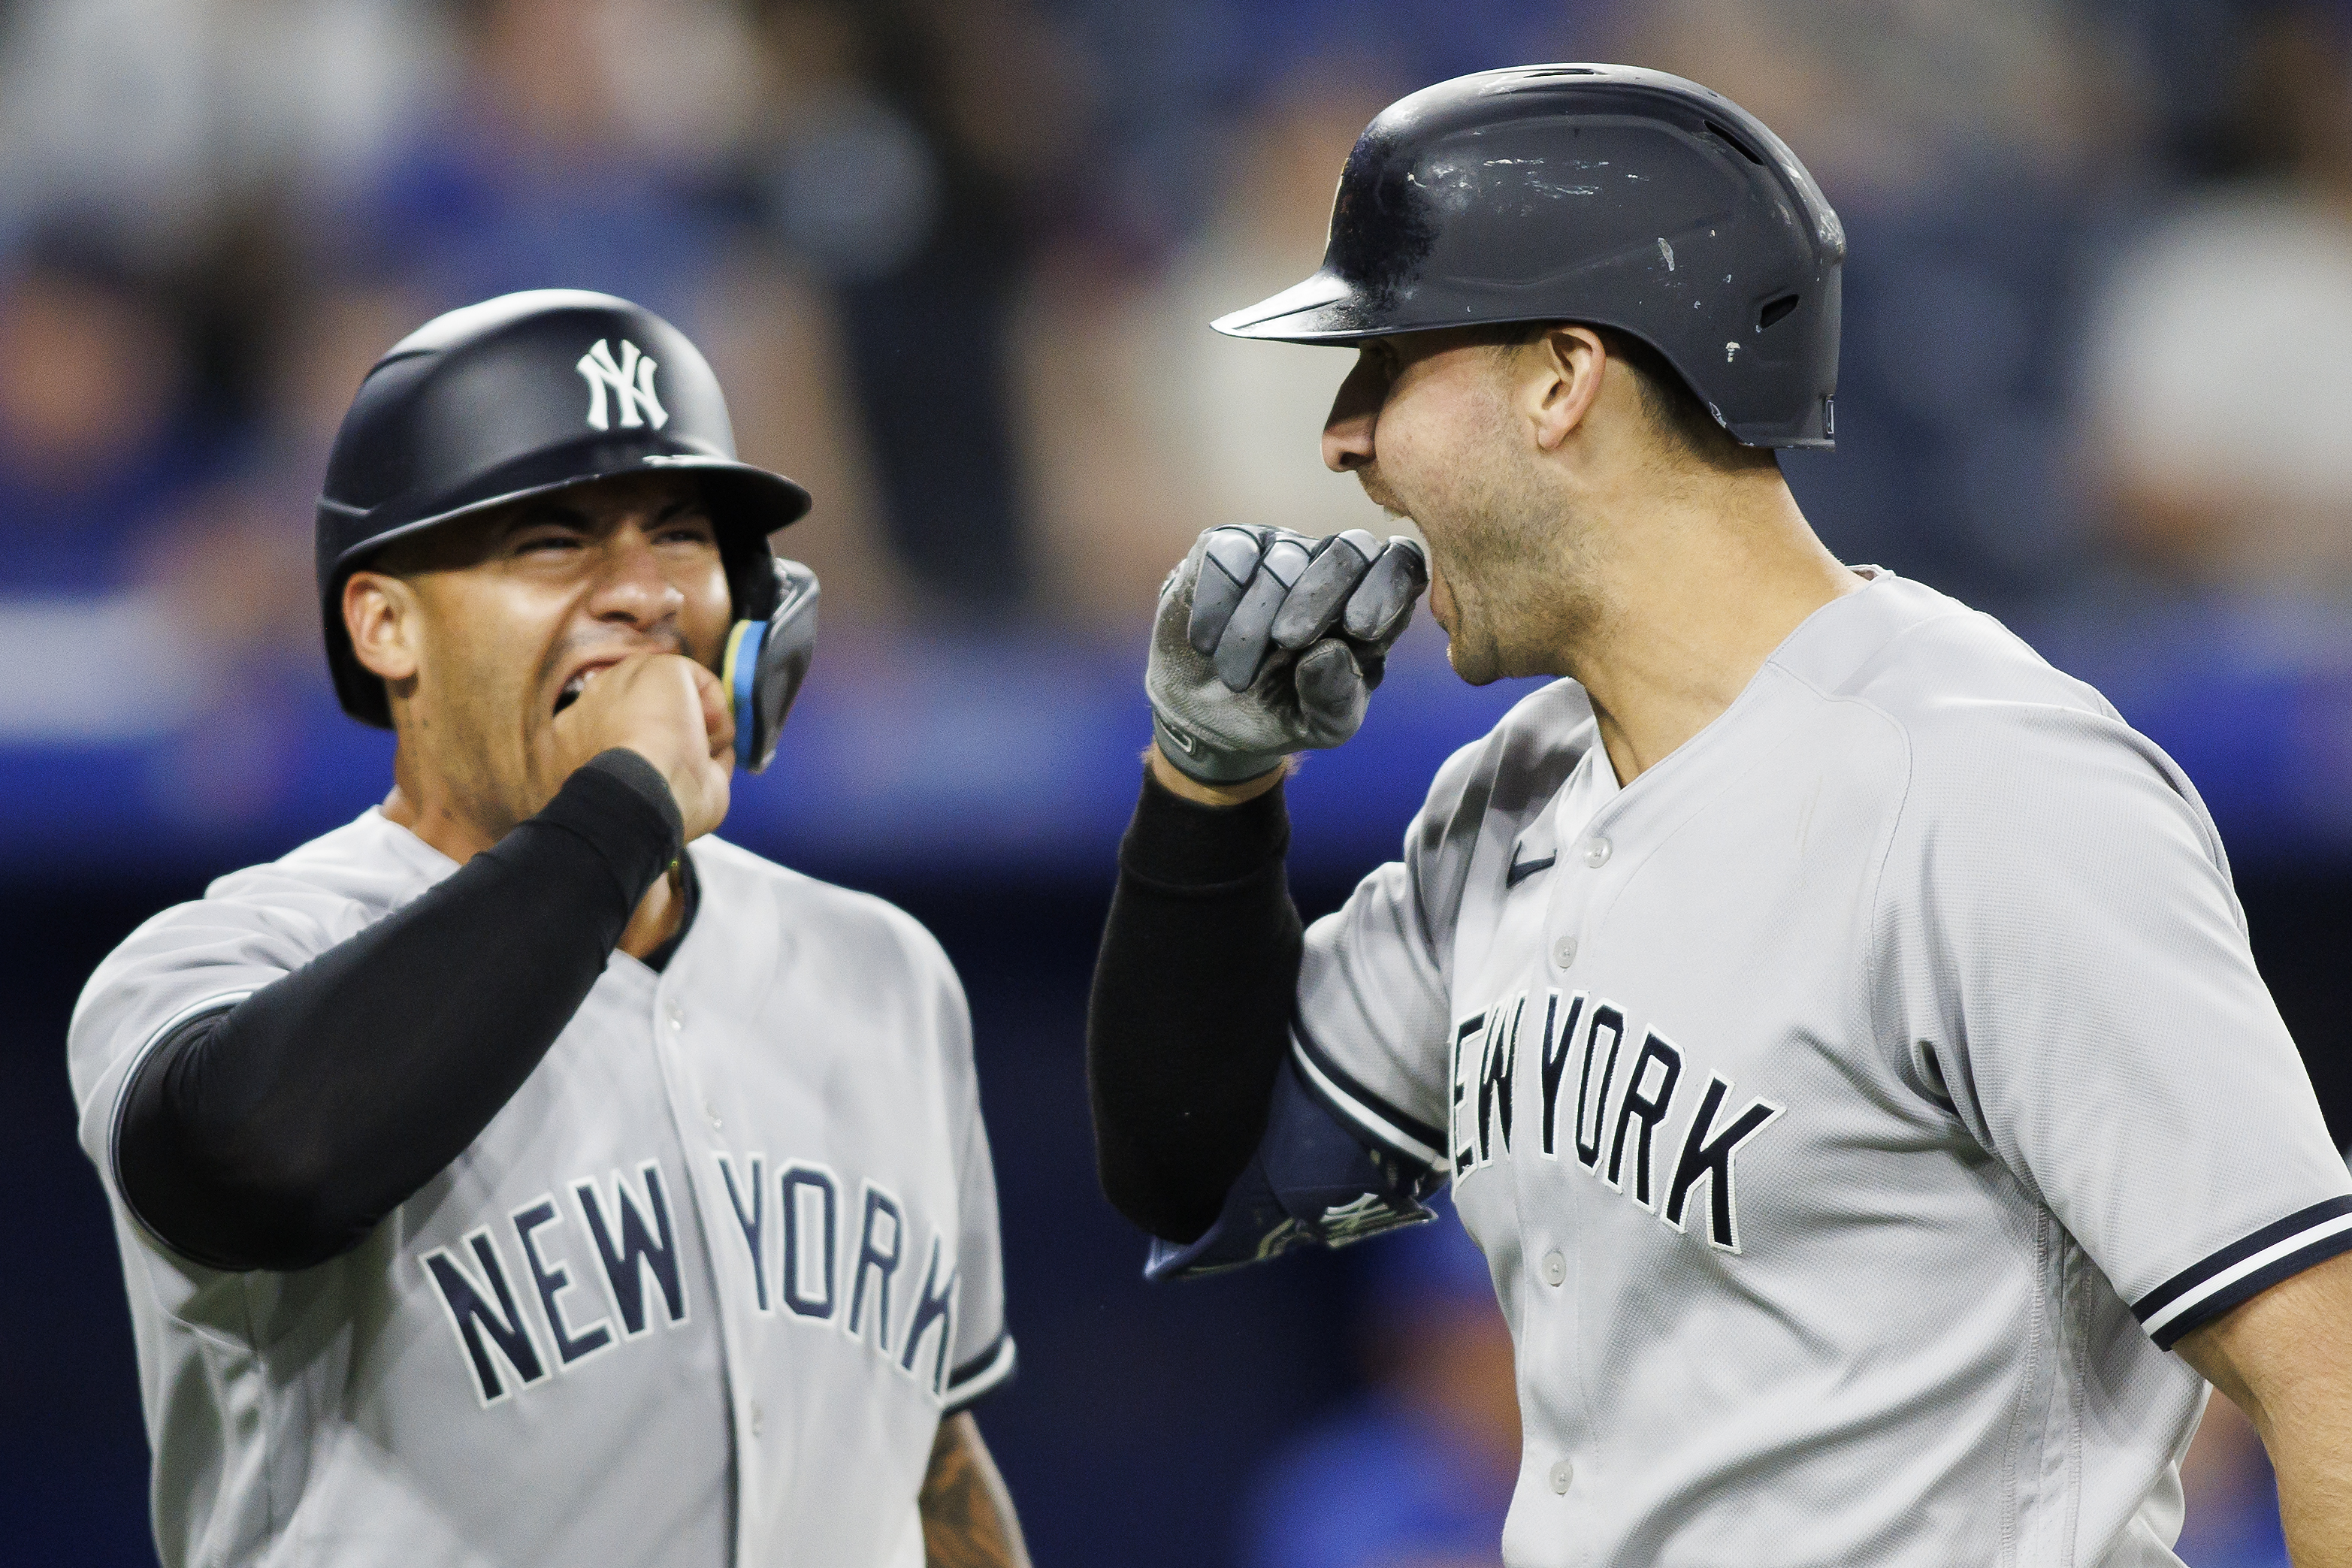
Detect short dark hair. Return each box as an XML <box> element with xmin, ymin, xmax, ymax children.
<box><xmin>1476</xmin><ymin>321</ymin><xmax>1774</xmax><ymax>473</ymax></box>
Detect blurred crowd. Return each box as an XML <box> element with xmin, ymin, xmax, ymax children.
<box><xmin>3</xmin><ymin>0</ymin><xmax>2347</xmax><ymax>742</ymax></box>
<box><xmin>0</xmin><ymin>0</ymin><xmax>1567</xmax><ymax>739</ymax></box>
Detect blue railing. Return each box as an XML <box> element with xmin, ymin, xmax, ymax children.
<box><xmin>5</xmin><ymin>611</ymin><xmax>2347</xmax><ymax>881</ymax></box>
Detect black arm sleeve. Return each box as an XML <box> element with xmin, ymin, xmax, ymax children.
<box><xmin>116</xmin><ymin>750</ymin><xmax>685</xmax><ymax>1272</ymax></box>
<box><xmin>1086</xmin><ymin>769</ymin><xmax>1303</xmax><ymax>1243</ymax></box>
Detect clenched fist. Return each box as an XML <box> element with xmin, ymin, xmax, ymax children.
<box><xmin>1147</xmin><ymin>525</ymin><xmax>1427</xmax><ymax>784</ymax></box>
<box><xmin>537</xmin><ymin>651</ymin><xmax>736</xmax><ymax>841</ymax></box>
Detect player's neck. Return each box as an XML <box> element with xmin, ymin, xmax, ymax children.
<box><xmin>379</xmin><ymin>778</ymin><xmax>502</xmax><ymax>866</ymax></box>
<box><xmin>1562</xmin><ymin>471</ymin><xmax>1860</xmax><ymax>785</ymax></box>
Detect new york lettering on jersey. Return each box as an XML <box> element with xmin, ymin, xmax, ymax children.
<box><xmin>422</xmin><ymin>1152</ymin><xmax>971</xmax><ymax>1408</ymax></box>
<box><xmin>1448</xmin><ymin>989</ymin><xmax>1784</xmax><ymax>1253</ymax></box>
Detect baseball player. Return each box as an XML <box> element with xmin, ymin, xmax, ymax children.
<box><xmin>68</xmin><ymin>292</ymin><xmax>1026</xmax><ymax>1568</ymax></box>
<box><xmin>1088</xmin><ymin>67</ymin><xmax>2352</xmax><ymax>1566</ymax></box>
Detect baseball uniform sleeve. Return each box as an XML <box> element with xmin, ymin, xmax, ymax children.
<box><xmin>924</xmin><ymin>943</ymin><xmax>1015</xmax><ymax>1415</ymax></box>
<box><xmin>1880</xmin><ymin>702</ymin><xmax>2352</xmax><ymax>1350</ymax></box>
<box><xmin>1287</xmin><ymin>736</ymin><xmax>1498</xmax><ymax>1174</ymax></box>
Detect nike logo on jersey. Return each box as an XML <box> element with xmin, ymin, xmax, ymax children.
<box><xmin>1449</xmin><ymin>989</ymin><xmax>1785</xmax><ymax>1253</ymax></box>
<box><xmin>1505</xmin><ymin>852</ymin><xmax>1556</xmax><ymax>887</ymax></box>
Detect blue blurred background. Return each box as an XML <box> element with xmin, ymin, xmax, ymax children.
<box><xmin>5</xmin><ymin>0</ymin><xmax>2350</xmax><ymax>1563</ymax></box>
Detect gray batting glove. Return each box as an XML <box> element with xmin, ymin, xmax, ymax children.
<box><xmin>1147</xmin><ymin>524</ymin><xmax>1428</xmax><ymax>784</ymax></box>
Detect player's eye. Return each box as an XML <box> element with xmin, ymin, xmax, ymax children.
<box><xmin>513</xmin><ymin>529</ymin><xmax>587</xmax><ymax>557</ymax></box>
<box><xmin>651</xmin><ymin>508</ymin><xmax>718</xmax><ymax>547</ymax></box>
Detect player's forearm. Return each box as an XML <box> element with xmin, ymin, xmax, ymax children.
<box><xmin>2238</xmin><ymin>1369</ymin><xmax>2352</xmax><ymax>1567</ymax></box>
<box><xmin>1086</xmin><ymin>765</ymin><xmax>1303</xmax><ymax>1242</ymax></box>
<box><xmin>115</xmin><ymin>751</ymin><xmax>682</xmax><ymax>1271</ymax></box>
<box><xmin>2181</xmin><ymin>1253</ymin><xmax>2352</xmax><ymax>1566</ymax></box>
<box><xmin>918</xmin><ymin>1414</ymin><xmax>1029</xmax><ymax>1568</ymax></box>
<box><xmin>2273</xmin><ymin>1442</ymin><xmax>2352</xmax><ymax>1567</ymax></box>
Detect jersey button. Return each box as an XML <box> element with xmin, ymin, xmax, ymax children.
<box><xmin>1582</xmin><ymin>837</ymin><xmax>1611</xmax><ymax>869</ymax></box>
<box><xmin>1551</xmin><ymin>936</ymin><xmax>1577</xmax><ymax>969</ymax></box>
<box><xmin>750</xmin><ymin>1402</ymin><xmax>764</xmax><ymax>1437</ymax></box>
<box><xmin>705</xmin><ymin>1100</ymin><xmax>723</xmax><ymax>1131</ymax></box>
<box><xmin>664</xmin><ymin>999</ymin><xmax>685</xmax><ymax>1032</ymax></box>
<box><xmin>1541</xmin><ymin>1249</ymin><xmax>1567</xmax><ymax>1286</ymax></box>
<box><xmin>1549</xmin><ymin>1458</ymin><xmax>1574</xmax><ymax>1494</ymax></box>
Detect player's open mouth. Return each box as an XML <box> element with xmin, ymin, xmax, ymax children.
<box><xmin>552</xmin><ymin>662</ymin><xmax>617</xmax><ymax>717</ymax></box>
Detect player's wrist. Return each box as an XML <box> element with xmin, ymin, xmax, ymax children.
<box><xmin>1125</xmin><ymin>749</ymin><xmax>1292</xmax><ymax>887</ymax></box>
<box><xmin>1144</xmin><ymin>736</ymin><xmax>1290</xmax><ymax>806</ymax></box>
<box><xmin>534</xmin><ymin>751</ymin><xmax>687</xmax><ymax>911</ymax></box>
<box><xmin>1149</xmin><ymin>709</ymin><xmax>1286</xmax><ymax>783</ymax></box>
<box><xmin>580</xmin><ymin>748</ymin><xmax>687</xmax><ymax>845</ymax></box>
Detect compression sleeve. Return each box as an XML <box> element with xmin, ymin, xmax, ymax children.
<box><xmin>115</xmin><ymin>750</ymin><xmax>685</xmax><ymax>1272</ymax></box>
<box><xmin>1087</xmin><ymin>768</ymin><xmax>1302</xmax><ymax>1243</ymax></box>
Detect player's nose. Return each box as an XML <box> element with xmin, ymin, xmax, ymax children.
<box><xmin>1323</xmin><ymin>351</ymin><xmax>1384</xmax><ymax>473</ymax></box>
<box><xmin>585</xmin><ymin>526</ymin><xmax>682</xmax><ymax>625</ymax></box>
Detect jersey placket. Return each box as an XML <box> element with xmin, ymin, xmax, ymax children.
<box><xmin>1514</xmin><ymin>754</ymin><xmax>1626</xmax><ymax>1527</ymax></box>
<box><xmin>643</xmin><ymin>972</ymin><xmax>757</xmax><ymax>1566</ymax></box>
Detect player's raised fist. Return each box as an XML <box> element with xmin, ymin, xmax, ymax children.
<box><xmin>1148</xmin><ymin>524</ymin><xmax>1427</xmax><ymax>784</ymax></box>
<box><xmin>541</xmin><ymin>648</ymin><xmax>734</xmax><ymax>840</ymax></box>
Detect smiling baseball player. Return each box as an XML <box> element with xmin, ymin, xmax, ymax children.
<box><xmin>1087</xmin><ymin>68</ymin><xmax>2352</xmax><ymax>1566</ymax></box>
<box><xmin>69</xmin><ymin>291</ymin><xmax>1025</xmax><ymax>1568</ymax></box>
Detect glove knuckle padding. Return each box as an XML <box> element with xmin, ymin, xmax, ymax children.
<box><xmin>1271</xmin><ymin>529</ymin><xmax>1379</xmax><ymax>651</ymax></box>
<box><xmin>1188</xmin><ymin>527</ymin><xmax>1265</xmax><ymax>655</ymax></box>
<box><xmin>1215</xmin><ymin>536</ymin><xmax>1314</xmax><ymax>692</ymax></box>
<box><xmin>1342</xmin><ymin>536</ymin><xmax>1428</xmax><ymax>644</ymax></box>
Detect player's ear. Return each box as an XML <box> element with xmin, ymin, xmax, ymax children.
<box><xmin>1525</xmin><ymin>325</ymin><xmax>1607</xmax><ymax>453</ymax></box>
<box><xmin>343</xmin><ymin>570</ymin><xmax>425</xmax><ymax>685</ymax></box>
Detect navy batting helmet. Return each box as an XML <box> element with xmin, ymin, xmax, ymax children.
<box><xmin>1214</xmin><ymin>65</ymin><xmax>1845</xmax><ymax>449</ymax></box>
<box><xmin>316</xmin><ymin>289</ymin><xmax>813</xmax><ymax>727</ymax></box>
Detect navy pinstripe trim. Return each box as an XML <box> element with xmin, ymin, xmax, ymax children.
<box><xmin>2134</xmin><ymin>1196</ymin><xmax>2352</xmax><ymax>1348</ymax></box>
<box><xmin>941</xmin><ymin>1331</ymin><xmax>1017</xmax><ymax>1414</ymax></box>
<box><xmin>1289</xmin><ymin>1013</ymin><xmax>1445</xmax><ymax>1168</ymax></box>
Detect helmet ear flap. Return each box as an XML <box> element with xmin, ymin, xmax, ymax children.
<box><xmin>720</xmin><ymin>527</ymin><xmax>781</xmax><ymax>625</ymax></box>
<box><xmin>722</xmin><ymin>559</ymin><xmax>819</xmax><ymax>773</ymax></box>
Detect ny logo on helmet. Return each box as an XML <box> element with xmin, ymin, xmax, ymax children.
<box><xmin>576</xmin><ymin>339</ymin><xmax>669</xmax><ymax>432</ymax></box>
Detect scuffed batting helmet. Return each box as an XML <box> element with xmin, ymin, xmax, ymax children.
<box><xmin>316</xmin><ymin>289</ymin><xmax>813</xmax><ymax>727</ymax></box>
<box><xmin>1214</xmin><ymin>64</ymin><xmax>1845</xmax><ymax>449</ymax></box>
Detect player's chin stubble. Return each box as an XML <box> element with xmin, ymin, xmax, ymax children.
<box><xmin>1365</xmin><ymin>442</ymin><xmax>1571</xmax><ymax>687</ymax></box>
<box><xmin>422</xmin><ymin>641</ymin><xmax>555</xmax><ymax>843</ymax></box>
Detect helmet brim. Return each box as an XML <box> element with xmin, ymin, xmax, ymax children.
<box><xmin>322</xmin><ymin>450</ymin><xmax>809</xmax><ymax>579</ymax></box>
<box><xmin>1211</xmin><ymin>271</ymin><xmax>1378</xmax><ymax>342</ymax></box>
<box><xmin>1212</xmin><ymin>269</ymin><xmax>1600</xmax><ymax>345</ymax></box>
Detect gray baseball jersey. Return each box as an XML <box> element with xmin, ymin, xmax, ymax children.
<box><xmin>1286</xmin><ymin>569</ymin><xmax>2352</xmax><ymax>1565</ymax></box>
<box><xmin>69</xmin><ymin>811</ymin><xmax>1014</xmax><ymax>1568</ymax></box>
